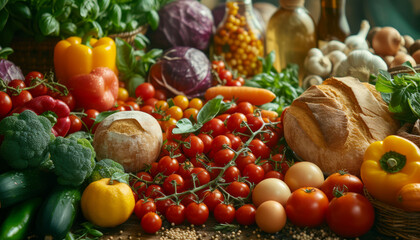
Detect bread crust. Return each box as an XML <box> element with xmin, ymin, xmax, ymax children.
<box><xmin>284</xmin><ymin>77</ymin><xmax>399</xmax><ymax>176</ymax></box>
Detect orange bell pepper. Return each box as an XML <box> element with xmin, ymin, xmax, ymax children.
<box><xmin>54</xmin><ymin>36</ymin><xmax>118</xmax><ymax>85</ymax></box>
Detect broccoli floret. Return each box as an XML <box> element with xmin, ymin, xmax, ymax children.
<box><xmin>49</xmin><ymin>136</ymin><xmax>96</xmax><ymax>187</ymax></box>
<box><xmin>89</xmin><ymin>159</ymin><xmax>127</xmax><ymax>183</ymax></box>
<box><xmin>0</xmin><ymin>110</ymin><xmax>52</xmax><ymax>169</ymax></box>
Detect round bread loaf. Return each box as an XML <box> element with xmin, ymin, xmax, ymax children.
<box><xmin>93</xmin><ymin>111</ymin><xmax>163</xmax><ymax>172</ymax></box>
<box><xmin>283</xmin><ymin>77</ymin><xmax>400</xmax><ymax>176</ymax></box>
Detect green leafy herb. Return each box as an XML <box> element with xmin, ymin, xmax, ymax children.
<box><xmin>247</xmin><ymin>51</ymin><xmax>303</xmax><ymax>114</ymax></box>
<box><xmin>173</xmin><ymin>96</ymin><xmax>232</xmax><ymax>134</ymax></box>
<box><xmin>375</xmin><ymin>61</ymin><xmax>420</xmax><ymax>123</ymax></box>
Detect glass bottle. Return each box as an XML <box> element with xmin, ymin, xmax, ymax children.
<box><xmin>265</xmin><ymin>0</ymin><xmax>317</xmax><ymax>84</ymax></box>
<box><xmin>317</xmin><ymin>0</ymin><xmax>350</xmax><ymax>47</ymax></box>
<box><xmin>212</xmin><ymin>0</ymin><xmax>265</xmax><ymax>77</ymax></box>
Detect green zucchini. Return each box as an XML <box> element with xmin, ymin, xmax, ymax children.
<box><xmin>0</xmin><ymin>169</ymin><xmax>54</xmax><ymax>208</ymax></box>
<box><xmin>0</xmin><ymin>197</ymin><xmax>42</xmax><ymax>240</ymax></box>
<box><xmin>36</xmin><ymin>185</ymin><xmax>81</xmax><ymax>240</ymax></box>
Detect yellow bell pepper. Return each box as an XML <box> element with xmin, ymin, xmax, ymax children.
<box><xmin>81</xmin><ymin>178</ymin><xmax>135</xmax><ymax>228</ymax></box>
<box><xmin>361</xmin><ymin>135</ymin><xmax>420</xmax><ymax>206</ymax></box>
<box><xmin>54</xmin><ymin>36</ymin><xmax>118</xmax><ymax>85</ymax></box>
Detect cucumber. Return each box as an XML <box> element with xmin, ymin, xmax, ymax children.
<box><xmin>36</xmin><ymin>185</ymin><xmax>81</xmax><ymax>240</ymax></box>
<box><xmin>0</xmin><ymin>169</ymin><xmax>54</xmax><ymax>208</ymax></box>
<box><xmin>0</xmin><ymin>197</ymin><xmax>42</xmax><ymax>240</ymax></box>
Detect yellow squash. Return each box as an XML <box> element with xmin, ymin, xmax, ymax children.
<box><xmin>397</xmin><ymin>183</ymin><xmax>420</xmax><ymax>212</ymax></box>
<box><xmin>81</xmin><ymin>178</ymin><xmax>135</xmax><ymax>228</ymax></box>
<box><xmin>361</xmin><ymin>135</ymin><xmax>420</xmax><ymax>206</ymax></box>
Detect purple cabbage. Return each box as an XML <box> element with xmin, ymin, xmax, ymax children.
<box><xmin>0</xmin><ymin>59</ymin><xmax>25</xmax><ymax>85</ymax></box>
<box><xmin>148</xmin><ymin>47</ymin><xmax>212</xmax><ymax>98</ymax></box>
<box><xmin>150</xmin><ymin>0</ymin><xmax>214</xmax><ymax>51</ymax></box>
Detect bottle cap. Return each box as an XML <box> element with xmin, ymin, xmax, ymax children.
<box><xmin>280</xmin><ymin>0</ymin><xmax>304</xmax><ymax>8</ymax></box>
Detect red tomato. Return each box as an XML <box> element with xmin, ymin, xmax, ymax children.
<box><xmin>226</xmin><ymin>181</ymin><xmax>250</xmax><ymax>198</ymax></box>
<box><xmin>7</xmin><ymin>79</ymin><xmax>26</xmax><ymax>95</ymax></box>
<box><xmin>149</xmin><ymin>162</ymin><xmax>159</xmax><ymax>177</ymax></box>
<box><xmin>320</xmin><ymin>171</ymin><xmax>364</xmax><ymax>201</ymax></box>
<box><xmin>249</xmin><ymin>139</ymin><xmax>271</xmax><ymax>159</ymax></box>
<box><xmin>197</xmin><ymin>133</ymin><xmax>213</xmax><ymax>154</ymax></box>
<box><xmin>81</xmin><ymin>109</ymin><xmax>100</xmax><ymax>131</ymax></box>
<box><xmin>157</xmin><ymin>156</ymin><xmax>179</xmax><ymax>176</ymax></box>
<box><xmin>188</xmin><ymin>167</ymin><xmax>210</xmax><ymax>187</ymax></box>
<box><xmin>242</xmin><ymin>163</ymin><xmax>264</xmax><ymax>184</ymax></box>
<box><xmin>140</xmin><ymin>104</ymin><xmax>154</xmax><ymax>115</ymax></box>
<box><xmin>236</xmin><ymin>76</ymin><xmax>245</xmax><ymax>86</ymax></box>
<box><xmin>182</xmin><ymin>135</ymin><xmax>204</xmax><ymax>158</ymax></box>
<box><xmin>155</xmin><ymin>198</ymin><xmax>175</xmax><ymax>215</ymax></box>
<box><xmin>326</xmin><ymin>192</ymin><xmax>375</xmax><ymax>238</ymax></box>
<box><xmin>225</xmin><ymin>133</ymin><xmax>242</xmax><ymax>150</ymax></box>
<box><xmin>0</xmin><ymin>92</ymin><xmax>12</xmax><ymax>116</ymax></box>
<box><xmin>141</xmin><ymin>212</ymin><xmax>162</xmax><ymax>234</ymax></box>
<box><xmin>166</xmin><ymin>204</ymin><xmax>185</xmax><ymax>225</ymax></box>
<box><xmin>11</xmin><ymin>90</ymin><xmax>32</xmax><ymax>108</ymax></box>
<box><xmin>211</xmin><ymin>135</ymin><xmax>232</xmax><ymax>152</ymax></box>
<box><xmin>201</xmin><ymin>118</ymin><xmax>226</xmax><ymax>137</ymax></box>
<box><xmin>235</xmin><ymin>152</ymin><xmax>256</xmax><ymax>172</ymax></box>
<box><xmin>124</xmin><ymin>101</ymin><xmax>140</xmax><ymax>111</ymax></box>
<box><xmin>57</xmin><ymin>92</ymin><xmax>76</xmax><ymax>111</ymax></box>
<box><xmin>214</xmin><ymin>203</ymin><xmax>235</xmax><ymax>224</ymax></box>
<box><xmin>223</xmin><ymin>166</ymin><xmax>241</xmax><ymax>183</ymax></box>
<box><xmin>201</xmin><ymin>189</ymin><xmax>224</xmax><ymax>212</ymax></box>
<box><xmin>189</xmin><ymin>155</ymin><xmax>207</xmax><ymax>169</ymax></box>
<box><xmin>246</xmin><ymin>114</ymin><xmax>264</xmax><ymax>132</ymax></box>
<box><xmin>144</xmin><ymin>97</ymin><xmax>158</xmax><ymax>107</ymax></box>
<box><xmin>185</xmin><ymin>202</ymin><xmax>209</xmax><ymax>225</ymax></box>
<box><xmin>235</xmin><ymin>204</ymin><xmax>256</xmax><ymax>225</ymax></box>
<box><xmin>285</xmin><ymin>187</ymin><xmax>329</xmax><ymax>227</ymax></box>
<box><xmin>264</xmin><ymin>170</ymin><xmax>284</xmax><ymax>180</ymax></box>
<box><xmin>271</xmin><ymin>153</ymin><xmax>291</xmax><ymax>175</ymax></box>
<box><xmin>226</xmin><ymin>79</ymin><xmax>242</xmax><ymax>86</ymax></box>
<box><xmin>165</xmin><ymin>125</ymin><xmax>183</xmax><ymax>141</ymax></box>
<box><xmin>216</xmin><ymin>113</ymin><xmax>230</xmax><ymax>122</ymax></box>
<box><xmin>235</xmin><ymin>102</ymin><xmax>253</xmax><ymax>115</ymax></box>
<box><xmin>134</xmin><ymin>198</ymin><xmax>156</xmax><ymax>220</ymax></box>
<box><xmin>163</xmin><ymin>174</ymin><xmax>185</xmax><ymax>194</ymax></box>
<box><xmin>145</xmin><ymin>184</ymin><xmax>164</xmax><ymax>199</ymax></box>
<box><xmin>177</xmin><ymin>162</ymin><xmax>194</xmax><ymax>179</ymax></box>
<box><xmin>154</xmin><ymin>89</ymin><xmax>167</xmax><ymax>100</ymax></box>
<box><xmin>213</xmin><ymin>149</ymin><xmax>235</xmax><ymax>166</ymax></box>
<box><xmin>226</xmin><ymin>113</ymin><xmax>247</xmax><ymax>133</ymax></box>
<box><xmin>180</xmin><ymin>193</ymin><xmax>198</xmax><ymax>207</ymax></box>
<box><xmin>259</xmin><ymin>130</ymin><xmax>280</xmax><ymax>149</ymax></box>
<box><xmin>25</xmin><ymin>71</ymin><xmax>47</xmax><ymax>97</ymax></box>
<box><xmin>68</xmin><ymin>115</ymin><xmax>82</xmax><ymax>134</ymax></box>
<box><xmin>212</xmin><ymin>60</ymin><xmax>226</xmax><ymax>73</ymax></box>
<box><xmin>135</xmin><ymin>83</ymin><xmax>155</xmax><ymax>100</ymax></box>
<box><xmin>219</xmin><ymin>69</ymin><xmax>233</xmax><ymax>82</ymax></box>
<box><xmin>260</xmin><ymin>159</ymin><xmax>274</xmax><ymax>173</ymax></box>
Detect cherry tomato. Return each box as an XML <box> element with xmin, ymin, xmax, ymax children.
<box><xmin>201</xmin><ymin>189</ymin><xmax>224</xmax><ymax>212</ymax></box>
<box><xmin>166</xmin><ymin>204</ymin><xmax>186</xmax><ymax>225</ymax></box>
<box><xmin>141</xmin><ymin>212</ymin><xmax>162</xmax><ymax>234</ymax></box>
<box><xmin>219</xmin><ymin>69</ymin><xmax>233</xmax><ymax>82</ymax></box>
<box><xmin>189</xmin><ymin>98</ymin><xmax>203</xmax><ymax>110</ymax></box>
<box><xmin>223</xmin><ymin>166</ymin><xmax>240</xmax><ymax>183</ymax></box>
<box><xmin>180</xmin><ymin>193</ymin><xmax>198</xmax><ymax>207</ymax></box>
<box><xmin>213</xmin><ymin>149</ymin><xmax>235</xmax><ymax>166</ymax></box>
<box><xmin>201</xmin><ymin>118</ymin><xmax>226</xmax><ymax>137</ymax></box>
<box><xmin>153</xmin><ymin>89</ymin><xmax>167</xmax><ymax>100</ymax></box>
<box><xmin>145</xmin><ymin>184</ymin><xmax>164</xmax><ymax>199</ymax></box>
<box><xmin>319</xmin><ymin>171</ymin><xmax>364</xmax><ymax>201</ymax></box>
<box><xmin>259</xmin><ymin>130</ymin><xmax>280</xmax><ymax>149</ymax></box>
<box><xmin>182</xmin><ymin>135</ymin><xmax>204</xmax><ymax>158</ymax></box>
<box><xmin>117</xmin><ymin>87</ymin><xmax>129</xmax><ymax>101</ymax></box>
<box><xmin>226</xmin><ymin>113</ymin><xmax>247</xmax><ymax>133</ymax></box>
<box><xmin>0</xmin><ymin>92</ymin><xmax>12</xmax><ymax>116</ymax></box>
<box><xmin>214</xmin><ymin>203</ymin><xmax>235</xmax><ymax>224</ymax></box>
<box><xmin>155</xmin><ymin>100</ymin><xmax>169</xmax><ymax>111</ymax></box>
<box><xmin>81</xmin><ymin>109</ymin><xmax>100</xmax><ymax>131</ymax></box>
<box><xmin>236</xmin><ymin>102</ymin><xmax>254</xmax><ymax>115</ymax></box>
<box><xmin>136</xmin><ymin>171</ymin><xmax>153</xmax><ymax>182</ymax></box>
<box><xmin>183</xmin><ymin>108</ymin><xmax>198</xmax><ymax>120</ymax></box>
<box><xmin>140</xmin><ymin>104</ymin><xmax>154</xmax><ymax>115</ymax></box>
<box><xmin>56</xmin><ymin>93</ymin><xmax>76</xmax><ymax>111</ymax></box>
<box><xmin>188</xmin><ymin>167</ymin><xmax>210</xmax><ymax>187</ymax></box>
<box><xmin>11</xmin><ymin>90</ymin><xmax>32</xmax><ymax>108</ymax></box>
<box><xmin>242</xmin><ymin>163</ymin><xmax>265</xmax><ymax>184</ymax></box>
<box><xmin>135</xmin><ymin>83</ymin><xmax>155</xmax><ymax>100</ymax></box>
<box><xmin>149</xmin><ymin>162</ymin><xmax>159</xmax><ymax>177</ymax></box>
<box><xmin>236</xmin><ymin>76</ymin><xmax>245</xmax><ymax>86</ymax></box>
<box><xmin>249</xmin><ymin>139</ymin><xmax>271</xmax><ymax>159</ymax></box>
<box><xmin>264</xmin><ymin>170</ymin><xmax>284</xmax><ymax>180</ymax></box>
<box><xmin>68</xmin><ymin>115</ymin><xmax>82</xmax><ymax>134</ymax></box>
<box><xmin>226</xmin><ymin>181</ymin><xmax>250</xmax><ymax>198</ymax></box>
<box><xmin>163</xmin><ymin>174</ymin><xmax>185</xmax><ymax>194</ymax></box>
<box><xmin>157</xmin><ymin>156</ymin><xmax>179</xmax><ymax>176</ymax></box>
<box><xmin>134</xmin><ymin>198</ymin><xmax>156</xmax><ymax>220</ymax></box>
<box><xmin>7</xmin><ymin>79</ymin><xmax>26</xmax><ymax>95</ymax></box>
<box><xmin>197</xmin><ymin>133</ymin><xmax>213</xmax><ymax>154</ymax></box>
<box><xmin>110</xmin><ymin>105</ymin><xmax>126</xmax><ymax>111</ymax></box>
<box><xmin>326</xmin><ymin>192</ymin><xmax>375</xmax><ymax>238</ymax></box>
<box><xmin>246</xmin><ymin>114</ymin><xmax>264</xmax><ymax>132</ymax></box>
<box><xmin>235</xmin><ymin>204</ymin><xmax>256</xmax><ymax>225</ymax></box>
<box><xmin>226</xmin><ymin>79</ymin><xmax>242</xmax><ymax>86</ymax></box>
<box><xmin>211</xmin><ymin>135</ymin><xmax>232</xmax><ymax>152</ymax></box>
<box><xmin>161</xmin><ymin>117</ymin><xmax>177</xmax><ymax>132</ymax></box>
<box><xmin>165</xmin><ymin>125</ymin><xmax>183</xmax><ymax>141</ymax></box>
<box><xmin>212</xmin><ymin>60</ymin><xmax>226</xmax><ymax>73</ymax></box>
<box><xmin>235</xmin><ymin>152</ymin><xmax>256</xmax><ymax>172</ymax></box>
<box><xmin>144</xmin><ymin>97</ymin><xmax>158</xmax><ymax>107</ymax></box>
<box><xmin>167</xmin><ymin>106</ymin><xmax>183</xmax><ymax>120</ymax></box>
<box><xmin>124</xmin><ymin>101</ymin><xmax>140</xmax><ymax>111</ymax></box>
<box><xmin>173</xmin><ymin>95</ymin><xmax>189</xmax><ymax>111</ymax></box>
<box><xmin>155</xmin><ymin>198</ymin><xmax>175</xmax><ymax>215</ymax></box>
<box><xmin>185</xmin><ymin>202</ymin><xmax>209</xmax><ymax>225</ymax></box>
<box><xmin>271</xmin><ymin>153</ymin><xmax>291</xmax><ymax>175</ymax></box>
<box><xmin>225</xmin><ymin>133</ymin><xmax>242</xmax><ymax>150</ymax></box>
<box><xmin>285</xmin><ymin>187</ymin><xmax>329</xmax><ymax>227</ymax></box>
<box><xmin>177</xmin><ymin>162</ymin><xmax>194</xmax><ymax>179</ymax></box>
<box><xmin>189</xmin><ymin>155</ymin><xmax>207</xmax><ymax>169</ymax></box>
<box><xmin>260</xmin><ymin>159</ymin><xmax>274</xmax><ymax>174</ymax></box>
<box><xmin>25</xmin><ymin>71</ymin><xmax>47</xmax><ymax>97</ymax></box>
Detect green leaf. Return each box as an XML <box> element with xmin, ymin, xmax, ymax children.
<box><xmin>127</xmin><ymin>74</ymin><xmax>145</xmax><ymax>97</ymax></box>
<box><xmin>146</xmin><ymin>10</ymin><xmax>159</xmax><ymax>30</ymax></box>
<box><xmin>39</xmin><ymin>12</ymin><xmax>60</xmax><ymax>36</ymax></box>
<box><xmin>77</xmin><ymin>0</ymin><xmax>99</xmax><ymax>19</ymax></box>
<box><xmin>0</xmin><ymin>46</ymin><xmax>12</xmax><ymax>59</ymax></box>
<box><xmin>110</xmin><ymin>171</ymin><xmax>129</xmax><ymax>185</ymax></box>
<box><xmin>197</xmin><ymin>96</ymin><xmax>223</xmax><ymax>124</ymax></box>
<box><xmin>376</xmin><ymin>73</ymin><xmax>395</xmax><ymax>93</ymax></box>
<box><xmin>90</xmin><ymin>21</ymin><xmax>103</xmax><ymax>37</ymax></box>
<box><xmin>137</xmin><ymin>0</ymin><xmax>155</xmax><ymax>11</ymax></box>
<box><xmin>93</xmin><ymin>110</ymin><xmax>118</xmax><ymax>127</ymax></box>
<box><xmin>98</xmin><ymin>0</ymin><xmax>110</xmax><ymax>12</ymax></box>
<box><xmin>115</xmin><ymin>37</ymin><xmax>136</xmax><ymax>77</ymax></box>
<box><xmin>172</xmin><ymin>118</ymin><xmax>202</xmax><ymax>134</ymax></box>
<box><xmin>66</xmin><ymin>131</ymin><xmax>94</xmax><ymax>143</ymax></box>
<box><xmin>263</xmin><ymin>51</ymin><xmax>275</xmax><ymax>73</ymax></box>
<box><xmin>110</xmin><ymin>4</ymin><xmax>121</xmax><ymax>26</ymax></box>
<box><xmin>0</xmin><ymin>9</ymin><xmax>8</xmax><ymax>32</ymax></box>
<box><xmin>60</xmin><ymin>22</ymin><xmax>77</xmax><ymax>36</ymax></box>
<box><xmin>0</xmin><ymin>0</ymin><xmax>8</xmax><ymax>11</ymax></box>
<box><xmin>408</xmin><ymin>92</ymin><xmax>420</xmax><ymax>119</ymax></box>
<box><xmin>134</xmin><ymin>34</ymin><xmax>150</xmax><ymax>50</ymax></box>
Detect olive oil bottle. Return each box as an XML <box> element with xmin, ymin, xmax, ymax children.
<box><xmin>317</xmin><ymin>0</ymin><xmax>350</xmax><ymax>47</ymax></box>
<box><xmin>265</xmin><ymin>0</ymin><xmax>316</xmax><ymax>84</ymax></box>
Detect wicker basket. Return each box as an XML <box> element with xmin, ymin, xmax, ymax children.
<box><xmin>8</xmin><ymin>25</ymin><xmax>148</xmax><ymax>75</ymax></box>
<box><xmin>363</xmin><ymin>188</ymin><xmax>420</xmax><ymax>239</ymax></box>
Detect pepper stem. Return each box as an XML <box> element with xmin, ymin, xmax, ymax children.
<box><xmin>82</xmin><ymin>28</ymin><xmax>99</xmax><ymax>47</ymax></box>
<box><xmin>379</xmin><ymin>151</ymin><xmax>406</xmax><ymax>173</ymax></box>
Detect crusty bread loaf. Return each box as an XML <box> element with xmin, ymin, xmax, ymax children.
<box><xmin>93</xmin><ymin>111</ymin><xmax>163</xmax><ymax>173</ymax></box>
<box><xmin>283</xmin><ymin>77</ymin><xmax>400</xmax><ymax>176</ymax></box>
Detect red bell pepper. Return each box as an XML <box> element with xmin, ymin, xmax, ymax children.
<box><xmin>11</xmin><ymin>95</ymin><xmax>71</xmax><ymax>137</ymax></box>
<box><xmin>67</xmin><ymin>67</ymin><xmax>119</xmax><ymax>112</ymax></box>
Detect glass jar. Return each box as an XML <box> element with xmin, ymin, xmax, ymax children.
<box><xmin>265</xmin><ymin>0</ymin><xmax>317</xmax><ymax>84</ymax></box>
<box><xmin>317</xmin><ymin>0</ymin><xmax>350</xmax><ymax>47</ymax></box>
<box><xmin>212</xmin><ymin>0</ymin><xmax>265</xmax><ymax>77</ymax></box>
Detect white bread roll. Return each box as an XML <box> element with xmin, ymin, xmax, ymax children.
<box><xmin>284</xmin><ymin>77</ymin><xmax>400</xmax><ymax>176</ymax></box>
<box><xmin>93</xmin><ymin>111</ymin><xmax>163</xmax><ymax>172</ymax></box>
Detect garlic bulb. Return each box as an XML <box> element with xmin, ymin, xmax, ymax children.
<box><xmin>304</xmin><ymin>48</ymin><xmax>332</xmax><ymax>78</ymax></box>
<box><xmin>344</xmin><ymin>20</ymin><xmax>370</xmax><ymax>53</ymax></box>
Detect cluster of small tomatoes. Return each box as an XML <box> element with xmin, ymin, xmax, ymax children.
<box><xmin>212</xmin><ymin>60</ymin><xmax>245</xmax><ymax>87</ymax></box>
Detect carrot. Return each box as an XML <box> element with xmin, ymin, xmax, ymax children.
<box><xmin>260</xmin><ymin>109</ymin><xmax>279</xmax><ymax>122</ymax></box>
<box><xmin>204</xmin><ymin>86</ymin><xmax>276</xmax><ymax>106</ymax></box>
